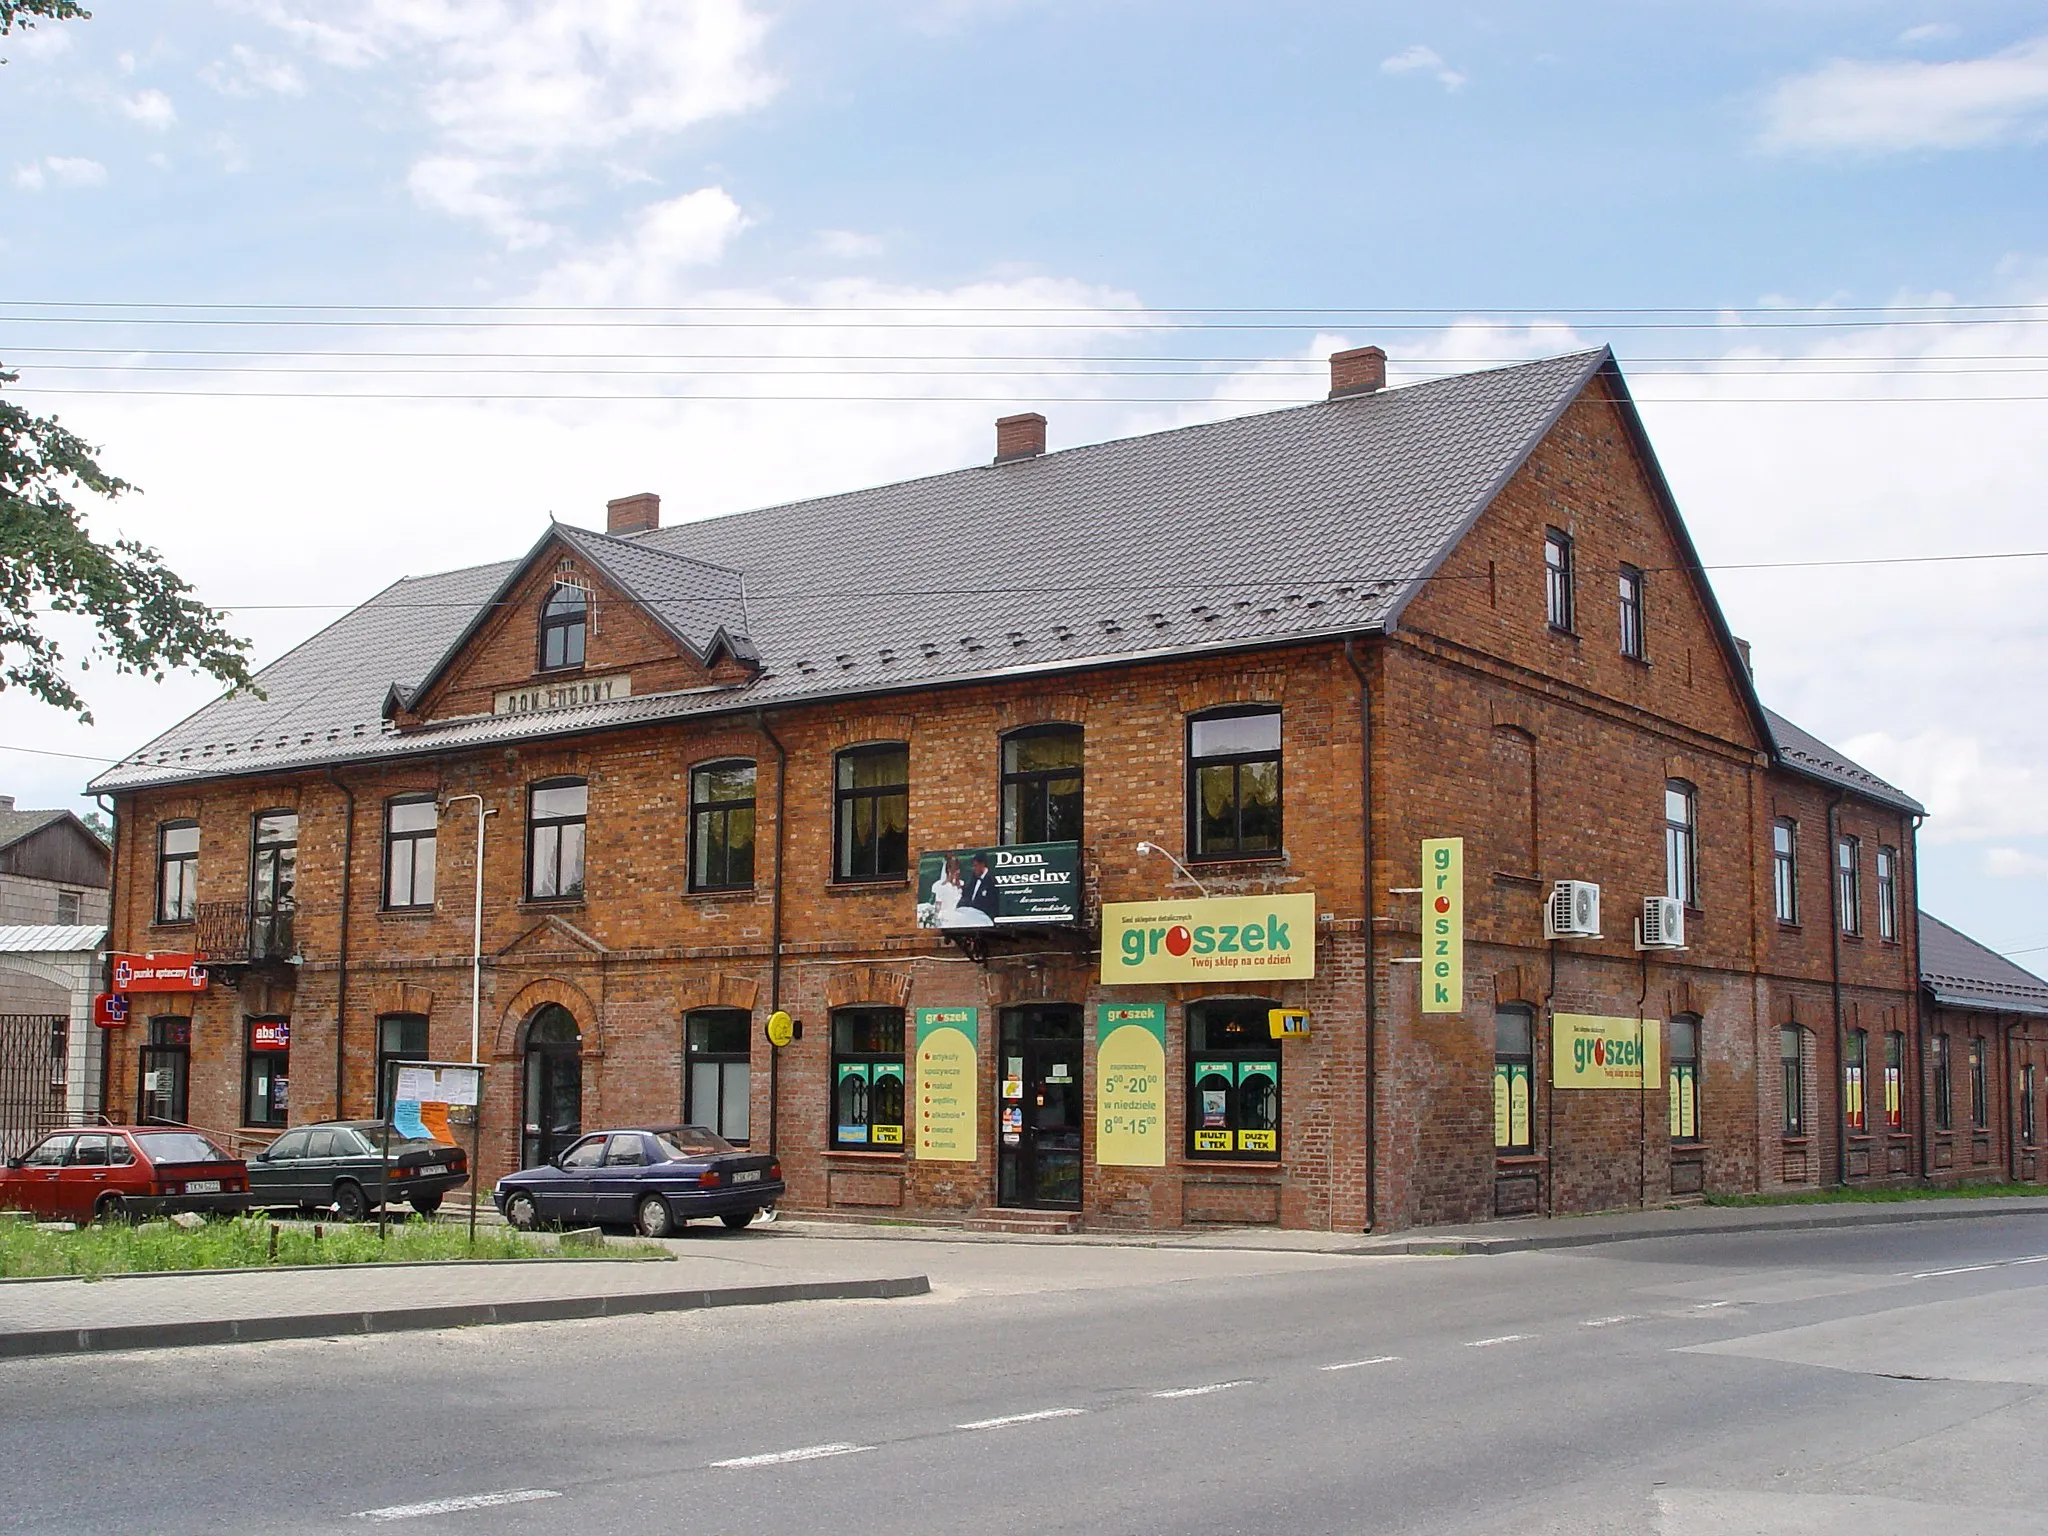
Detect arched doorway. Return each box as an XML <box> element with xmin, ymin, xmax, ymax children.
<box><xmin>521</xmin><ymin>1003</ymin><xmax>582</xmax><ymax>1168</ymax></box>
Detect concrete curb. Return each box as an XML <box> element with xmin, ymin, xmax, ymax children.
<box><xmin>0</xmin><ymin>1273</ymin><xmax>931</xmax><ymax>1361</ymax></box>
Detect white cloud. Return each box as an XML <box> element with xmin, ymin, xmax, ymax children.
<box><xmin>1762</xmin><ymin>34</ymin><xmax>2048</xmax><ymax>152</ymax></box>
<box><xmin>201</xmin><ymin>45</ymin><xmax>307</xmax><ymax>98</ymax></box>
<box><xmin>120</xmin><ymin>89</ymin><xmax>179</xmax><ymax>132</ymax></box>
<box><xmin>1843</xmin><ymin>731</ymin><xmax>2048</xmax><ymax>843</ymax></box>
<box><xmin>529</xmin><ymin>187</ymin><xmax>747</xmax><ymax>301</ymax></box>
<box><xmin>819</xmin><ymin>229</ymin><xmax>885</xmax><ymax>260</ymax></box>
<box><xmin>11</xmin><ymin>163</ymin><xmax>46</xmax><ymax>191</ymax></box>
<box><xmin>1381</xmin><ymin>44</ymin><xmax>1466</xmax><ymax>91</ymax></box>
<box><xmin>1985</xmin><ymin>848</ymin><xmax>2048</xmax><ymax>879</ymax></box>
<box><xmin>1899</xmin><ymin>24</ymin><xmax>1961</xmax><ymax>47</ymax></box>
<box><xmin>23</xmin><ymin>156</ymin><xmax>110</xmax><ymax>188</ymax></box>
<box><xmin>407</xmin><ymin>156</ymin><xmax>553</xmax><ymax>248</ymax></box>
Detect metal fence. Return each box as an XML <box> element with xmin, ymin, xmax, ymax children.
<box><xmin>0</xmin><ymin>1014</ymin><xmax>66</xmax><ymax>1161</ymax></box>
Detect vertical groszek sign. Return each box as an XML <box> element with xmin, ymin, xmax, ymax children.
<box><xmin>1421</xmin><ymin>837</ymin><xmax>1463</xmax><ymax>1013</ymax></box>
<box><xmin>914</xmin><ymin>1008</ymin><xmax>978</xmax><ymax>1161</ymax></box>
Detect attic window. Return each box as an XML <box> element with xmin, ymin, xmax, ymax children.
<box><xmin>540</xmin><ymin>581</ymin><xmax>589</xmax><ymax>670</ymax></box>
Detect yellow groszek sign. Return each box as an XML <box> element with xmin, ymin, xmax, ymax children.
<box><xmin>1421</xmin><ymin>838</ymin><xmax>1463</xmax><ymax>1014</ymax></box>
<box><xmin>1552</xmin><ymin>1013</ymin><xmax>1661</xmax><ymax>1089</ymax></box>
<box><xmin>1099</xmin><ymin>893</ymin><xmax>1316</xmax><ymax>984</ymax></box>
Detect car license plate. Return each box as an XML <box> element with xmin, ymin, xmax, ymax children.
<box><xmin>732</xmin><ymin>1169</ymin><xmax>762</xmax><ymax>1184</ymax></box>
<box><xmin>183</xmin><ymin>1180</ymin><xmax>221</xmax><ymax>1194</ymax></box>
<box><xmin>417</xmin><ymin>1164</ymin><xmax>447</xmax><ymax>1177</ymax></box>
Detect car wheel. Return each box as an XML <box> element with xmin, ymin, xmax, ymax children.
<box><xmin>721</xmin><ymin>1210</ymin><xmax>756</xmax><ymax>1231</ymax></box>
<box><xmin>635</xmin><ymin>1194</ymin><xmax>674</xmax><ymax>1238</ymax></box>
<box><xmin>409</xmin><ymin>1191</ymin><xmax>444</xmax><ymax>1218</ymax></box>
<box><xmin>504</xmin><ymin>1191</ymin><xmax>540</xmax><ymax>1231</ymax></box>
<box><xmin>93</xmin><ymin>1193</ymin><xmax>128</xmax><ymax>1223</ymax></box>
<box><xmin>332</xmin><ymin>1180</ymin><xmax>369</xmax><ymax>1222</ymax></box>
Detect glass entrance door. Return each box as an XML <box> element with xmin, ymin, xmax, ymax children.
<box><xmin>521</xmin><ymin>1004</ymin><xmax>583</xmax><ymax>1168</ymax></box>
<box><xmin>997</xmin><ymin>1005</ymin><xmax>1083</xmax><ymax>1209</ymax></box>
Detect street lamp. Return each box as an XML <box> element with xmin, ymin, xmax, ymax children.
<box><xmin>440</xmin><ymin>794</ymin><xmax>498</xmax><ymax>1064</ymax></box>
<box><xmin>1135</xmin><ymin>840</ymin><xmax>1211</xmax><ymax>898</ymax></box>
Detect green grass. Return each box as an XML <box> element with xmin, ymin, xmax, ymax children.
<box><xmin>1704</xmin><ymin>1182</ymin><xmax>2043</xmax><ymax>1208</ymax></box>
<box><xmin>0</xmin><ymin>1214</ymin><xmax>639</xmax><ymax>1279</ymax></box>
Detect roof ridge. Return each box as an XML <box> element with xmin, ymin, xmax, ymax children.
<box><xmin>555</xmin><ymin>521</ymin><xmax>745</xmax><ymax>582</ymax></box>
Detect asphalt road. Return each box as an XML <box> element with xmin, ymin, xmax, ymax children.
<box><xmin>6</xmin><ymin>1217</ymin><xmax>2048</xmax><ymax>1535</ymax></box>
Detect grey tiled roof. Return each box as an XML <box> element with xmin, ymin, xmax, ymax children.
<box><xmin>553</xmin><ymin>524</ymin><xmax>753</xmax><ymax>662</ymax></box>
<box><xmin>1764</xmin><ymin>709</ymin><xmax>1925</xmax><ymax>816</ymax></box>
<box><xmin>0</xmin><ymin>806</ymin><xmax>69</xmax><ymax>853</ymax></box>
<box><xmin>1920</xmin><ymin>911</ymin><xmax>2048</xmax><ymax>1017</ymax></box>
<box><xmin>93</xmin><ymin>348</ymin><xmax>1611</xmax><ymax>792</ymax></box>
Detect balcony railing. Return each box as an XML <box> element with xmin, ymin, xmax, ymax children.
<box><xmin>195</xmin><ymin>900</ymin><xmax>297</xmax><ymax>963</ymax></box>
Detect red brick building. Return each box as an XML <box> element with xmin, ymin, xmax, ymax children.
<box><xmin>89</xmin><ymin>346</ymin><xmax>2025</xmax><ymax>1231</ymax></box>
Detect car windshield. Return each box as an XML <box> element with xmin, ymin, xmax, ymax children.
<box><xmin>134</xmin><ymin>1132</ymin><xmax>232</xmax><ymax>1164</ymax></box>
<box><xmin>653</xmin><ymin>1129</ymin><xmax>734</xmax><ymax>1160</ymax></box>
<box><xmin>356</xmin><ymin>1132</ymin><xmax>450</xmax><ymax>1155</ymax></box>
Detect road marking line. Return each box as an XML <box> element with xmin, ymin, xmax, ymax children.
<box><xmin>1320</xmin><ymin>1355</ymin><xmax>1401</xmax><ymax>1371</ymax></box>
<box><xmin>1911</xmin><ymin>1263</ymin><xmax>1998</xmax><ymax>1279</ymax></box>
<box><xmin>1581</xmin><ymin>1315</ymin><xmax>1639</xmax><ymax>1328</ymax></box>
<box><xmin>1152</xmin><ymin>1380</ymin><xmax>1249</xmax><ymax>1398</ymax></box>
<box><xmin>354</xmin><ymin>1490</ymin><xmax>561</xmax><ymax>1521</ymax></box>
<box><xmin>1691</xmin><ymin>1300</ymin><xmax>1733</xmax><ymax>1310</ymax></box>
<box><xmin>712</xmin><ymin>1443</ymin><xmax>871</xmax><ymax>1469</ymax></box>
<box><xmin>957</xmin><ymin>1408</ymin><xmax>1087</xmax><ymax>1430</ymax></box>
<box><xmin>1464</xmin><ymin>1334</ymin><xmax>1532</xmax><ymax>1348</ymax></box>
<box><xmin>2012</xmin><ymin>1254</ymin><xmax>2048</xmax><ymax>1265</ymax></box>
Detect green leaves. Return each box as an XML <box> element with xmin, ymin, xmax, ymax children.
<box><xmin>1</xmin><ymin>368</ymin><xmax>256</xmax><ymax>723</ymax></box>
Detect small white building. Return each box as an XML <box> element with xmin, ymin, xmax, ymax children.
<box><xmin>0</xmin><ymin>924</ymin><xmax>107</xmax><ymax>1154</ymax></box>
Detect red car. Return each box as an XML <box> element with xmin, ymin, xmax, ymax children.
<box><xmin>0</xmin><ymin>1127</ymin><xmax>252</xmax><ymax>1222</ymax></box>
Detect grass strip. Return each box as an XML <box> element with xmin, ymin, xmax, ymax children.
<box><xmin>1703</xmin><ymin>1182</ymin><xmax>2043</xmax><ymax>1208</ymax></box>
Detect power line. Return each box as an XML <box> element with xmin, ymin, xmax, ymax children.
<box><xmin>0</xmin><ymin>742</ymin><xmax>120</xmax><ymax>764</ymax></box>
<box><xmin>6</xmin><ymin>314</ymin><xmax>2046</xmax><ymax>332</ymax></box>
<box><xmin>12</xmin><ymin>347</ymin><xmax>2048</xmax><ymax>365</ymax></box>
<box><xmin>7</xmin><ymin>299</ymin><xmax>2047</xmax><ymax>316</ymax></box>
<box><xmin>10</xmin><ymin>387</ymin><xmax>2048</xmax><ymax>403</ymax></box>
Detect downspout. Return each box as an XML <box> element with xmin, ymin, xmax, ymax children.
<box><xmin>1826</xmin><ymin>791</ymin><xmax>1847</xmax><ymax>1189</ymax></box>
<box><xmin>755</xmin><ymin>709</ymin><xmax>789</xmax><ymax>1157</ymax></box>
<box><xmin>1637</xmin><ymin>949</ymin><xmax>1651</xmax><ymax>1209</ymax></box>
<box><xmin>93</xmin><ymin>792</ymin><xmax>120</xmax><ymax>1123</ymax></box>
<box><xmin>1543</xmin><ymin>940</ymin><xmax>1559</xmax><ymax>1216</ymax></box>
<box><xmin>328</xmin><ymin>769</ymin><xmax>356</xmax><ymax>1120</ymax></box>
<box><xmin>1909</xmin><ymin>814</ymin><xmax>1929</xmax><ymax>1181</ymax></box>
<box><xmin>1343</xmin><ymin>637</ymin><xmax>1377</xmax><ymax>1233</ymax></box>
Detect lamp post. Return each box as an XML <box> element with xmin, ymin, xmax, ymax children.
<box><xmin>1135</xmin><ymin>840</ymin><xmax>1211</xmax><ymax>898</ymax></box>
<box><xmin>440</xmin><ymin>794</ymin><xmax>498</xmax><ymax>1064</ymax></box>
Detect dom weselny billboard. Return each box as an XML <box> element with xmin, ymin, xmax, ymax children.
<box><xmin>915</xmin><ymin>842</ymin><xmax>1080</xmax><ymax>929</ymax></box>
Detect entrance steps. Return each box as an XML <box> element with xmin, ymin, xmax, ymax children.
<box><xmin>779</xmin><ymin>1207</ymin><xmax>1083</xmax><ymax>1237</ymax></box>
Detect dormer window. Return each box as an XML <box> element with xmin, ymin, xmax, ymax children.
<box><xmin>539</xmin><ymin>582</ymin><xmax>588</xmax><ymax>671</ymax></box>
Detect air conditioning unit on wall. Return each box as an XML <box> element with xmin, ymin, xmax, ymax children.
<box><xmin>1638</xmin><ymin>896</ymin><xmax>1687</xmax><ymax>950</ymax></box>
<box><xmin>1545</xmin><ymin>880</ymin><xmax>1601</xmax><ymax>939</ymax></box>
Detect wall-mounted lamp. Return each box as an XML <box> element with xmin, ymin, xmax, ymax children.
<box><xmin>1135</xmin><ymin>840</ymin><xmax>1211</xmax><ymax>899</ymax></box>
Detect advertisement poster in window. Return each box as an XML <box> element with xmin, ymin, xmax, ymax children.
<box><xmin>913</xmin><ymin>1008</ymin><xmax>978</xmax><ymax>1161</ymax></box>
<box><xmin>915</xmin><ymin>842</ymin><xmax>1079</xmax><ymax>929</ymax></box>
<box><xmin>1235</xmin><ymin>1061</ymin><xmax>1278</xmax><ymax>1152</ymax></box>
<box><xmin>1552</xmin><ymin>1014</ymin><xmax>1661</xmax><ymax>1089</ymax></box>
<box><xmin>1096</xmin><ymin>1004</ymin><xmax>1166</xmax><ymax>1167</ymax></box>
<box><xmin>836</xmin><ymin>1061</ymin><xmax>904</xmax><ymax>1146</ymax></box>
<box><xmin>1194</xmin><ymin>1060</ymin><xmax>1232</xmax><ymax>1151</ymax></box>
<box><xmin>1101</xmin><ymin>893</ymin><xmax>1316</xmax><ymax>984</ymax></box>
<box><xmin>1494</xmin><ymin>1062</ymin><xmax>1531</xmax><ymax>1147</ymax></box>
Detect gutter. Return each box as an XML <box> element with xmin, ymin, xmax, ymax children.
<box><xmin>755</xmin><ymin>709</ymin><xmax>789</xmax><ymax>1158</ymax></box>
<box><xmin>1342</xmin><ymin>637</ymin><xmax>1378</xmax><ymax>1233</ymax></box>
<box><xmin>92</xmin><ymin>792</ymin><xmax>119</xmax><ymax>1122</ymax></box>
<box><xmin>1826</xmin><ymin>791</ymin><xmax>1846</xmax><ymax>1189</ymax></box>
<box><xmin>327</xmin><ymin>769</ymin><xmax>356</xmax><ymax>1119</ymax></box>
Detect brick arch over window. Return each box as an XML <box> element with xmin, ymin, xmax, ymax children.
<box><xmin>1493</xmin><ymin>965</ymin><xmax>1540</xmax><ymax>1010</ymax></box>
<box><xmin>493</xmin><ymin>976</ymin><xmax>598</xmax><ymax>1058</ymax></box>
<box><xmin>822</xmin><ymin>966</ymin><xmax>915</xmax><ymax>1011</ymax></box>
<box><xmin>995</xmin><ymin>693</ymin><xmax>1090</xmax><ymax>732</ymax></box>
<box><xmin>1175</xmin><ymin>671</ymin><xmax>1289</xmax><ymax>717</ymax></box>
<box><xmin>829</xmin><ymin>713</ymin><xmax>917</xmax><ymax>753</ymax></box>
<box><xmin>675</xmin><ymin>972</ymin><xmax>760</xmax><ymax>1016</ymax></box>
<box><xmin>983</xmin><ymin>962</ymin><xmax>1093</xmax><ymax>1008</ymax></box>
<box><xmin>368</xmin><ymin>981</ymin><xmax>436</xmax><ymax>1019</ymax></box>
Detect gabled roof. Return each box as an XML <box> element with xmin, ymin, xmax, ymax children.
<box><xmin>1765</xmin><ymin>709</ymin><xmax>1925</xmax><ymax>816</ymax></box>
<box><xmin>1920</xmin><ymin>911</ymin><xmax>2048</xmax><ymax>1017</ymax></box>
<box><xmin>0</xmin><ymin>805</ymin><xmax>68</xmax><ymax>853</ymax></box>
<box><xmin>93</xmin><ymin>348</ymin><xmax>1675</xmax><ymax>792</ymax></box>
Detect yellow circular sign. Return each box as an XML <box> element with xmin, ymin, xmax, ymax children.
<box><xmin>766</xmin><ymin>1010</ymin><xmax>795</xmax><ymax>1049</ymax></box>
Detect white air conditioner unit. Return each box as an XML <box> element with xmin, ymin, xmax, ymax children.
<box><xmin>1638</xmin><ymin>896</ymin><xmax>1686</xmax><ymax>950</ymax></box>
<box><xmin>1545</xmin><ymin>880</ymin><xmax>1602</xmax><ymax>939</ymax></box>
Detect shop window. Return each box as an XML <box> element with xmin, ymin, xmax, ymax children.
<box><xmin>526</xmin><ymin>777</ymin><xmax>587</xmax><ymax>900</ymax></box>
<box><xmin>1836</xmin><ymin>836</ymin><xmax>1861</xmax><ymax>935</ymax></box>
<box><xmin>157</xmin><ymin>820</ymin><xmax>199</xmax><ymax>924</ymax></box>
<box><xmin>1618</xmin><ymin>564</ymin><xmax>1645</xmax><ymax>659</ymax></box>
<box><xmin>1669</xmin><ymin>1016</ymin><xmax>1701</xmax><ymax>1142</ymax></box>
<box><xmin>1495</xmin><ymin>1007</ymin><xmax>1534</xmax><ymax>1154</ymax></box>
<box><xmin>1885</xmin><ymin>1032</ymin><xmax>1904</xmax><ymax>1131</ymax></box>
<box><xmin>243</xmin><ymin>1017</ymin><xmax>289</xmax><ymax>1128</ymax></box>
<box><xmin>1187</xmin><ymin>707</ymin><xmax>1282</xmax><ymax>860</ymax></box>
<box><xmin>689</xmin><ymin>760</ymin><xmax>756</xmax><ymax>892</ymax></box>
<box><xmin>139</xmin><ymin>1016</ymin><xmax>190</xmax><ymax>1125</ymax></box>
<box><xmin>1876</xmin><ymin>845</ymin><xmax>1898</xmax><ymax>942</ymax></box>
<box><xmin>1932</xmin><ymin>1034</ymin><xmax>1952</xmax><ymax>1131</ymax></box>
<box><xmin>831</xmin><ymin>1008</ymin><xmax>904</xmax><ymax>1150</ymax></box>
<box><xmin>1845</xmin><ymin>1028</ymin><xmax>1867</xmax><ymax>1134</ymax></box>
<box><xmin>1970</xmin><ymin>1037</ymin><xmax>1987</xmax><ymax>1129</ymax></box>
<box><xmin>834</xmin><ymin>745</ymin><xmax>909</xmax><ymax>881</ymax></box>
<box><xmin>539</xmin><ymin>581</ymin><xmax>588</xmax><ymax>670</ymax></box>
<box><xmin>686</xmin><ymin>1008</ymin><xmax>751</xmax><ymax>1145</ymax></box>
<box><xmin>384</xmin><ymin>795</ymin><xmax>438</xmax><ymax>909</ymax></box>
<box><xmin>1187</xmin><ymin>998</ymin><xmax>1281</xmax><ymax>1161</ymax></box>
<box><xmin>2023</xmin><ymin>1063</ymin><xmax>2038</xmax><ymax>1147</ymax></box>
<box><xmin>1781</xmin><ymin>1026</ymin><xmax>1805</xmax><ymax>1136</ymax></box>
<box><xmin>1001</xmin><ymin>725</ymin><xmax>1083</xmax><ymax>845</ymax></box>
<box><xmin>376</xmin><ymin>1014</ymin><xmax>429</xmax><ymax>1118</ymax></box>
<box><xmin>1544</xmin><ymin>527</ymin><xmax>1575</xmax><ymax>631</ymax></box>
<box><xmin>1665</xmin><ymin>781</ymin><xmax>1698</xmax><ymax>907</ymax></box>
<box><xmin>1772</xmin><ymin>819</ymin><xmax>1798</xmax><ymax>924</ymax></box>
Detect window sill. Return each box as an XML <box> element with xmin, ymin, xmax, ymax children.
<box><xmin>378</xmin><ymin>907</ymin><xmax>436</xmax><ymax>920</ymax></box>
<box><xmin>824</xmin><ymin>1148</ymin><xmax>904</xmax><ymax>1161</ymax></box>
<box><xmin>1491</xmin><ymin>871</ymin><xmax>1543</xmax><ymax>887</ymax></box>
<box><xmin>150</xmin><ymin>919</ymin><xmax>197</xmax><ymax>931</ymax></box>
<box><xmin>1622</xmin><ymin>653</ymin><xmax>1650</xmax><ymax>669</ymax></box>
<box><xmin>1184</xmin><ymin>853</ymin><xmax>1287</xmax><ymax>870</ymax></box>
<box><xmin>1780</xmin><ymin>1135</ymin><xmax>1810</xmax><ymax>1147</ymax></box>
<box><xmin>1670</xmin><ymin>1141</ymin><xmax>1706</xmax><ymax>1151</ymax></box>
<box><xmin>519</xmin><ymin>898</ymin><xmax>587</xmax><ymax>912</ymax></box>
<box><xmin>1776</xmin><ymin>921</ymin><xmax>1802</xmax><ymax>933</ymax></box>
<box><xmin>1547</xmin><ymin>625</ymin><xmax>1581</xmax><ymax>643</ymax></box>
<box><xmin>826</xmin><ymin>878</ymin><xmax>909</xmax><ymax>895</ymax></box>
<box><xmin>1494</xmin><ymin>1152</ymin><xmax>1546</xmax><ymax>1167</ymax></box>
<box><xmin>1181</xmin><ymin>1157</ymin><xmax>1282</xmax><ymax>1170</ymax></box>
<box><xmin>530</xmin><ymin>663</ymin><xmax>586</xmax><ymax>679</ymax></box>
<box><xmin>684</xmin><ymin>886</ymin><xmax>758</xmax><ymax>902</ymax></box>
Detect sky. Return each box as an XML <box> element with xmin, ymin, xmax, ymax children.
<box><xmin>1</xmin><ymin>0</ymin><xmax>2045</xmax><ymax>962</ymax></box>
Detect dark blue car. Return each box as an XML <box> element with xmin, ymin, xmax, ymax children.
<box><xmin>493</xmin><ymin>1125</ymin><xmax>783</xmax><ymax>1237</ymax></box>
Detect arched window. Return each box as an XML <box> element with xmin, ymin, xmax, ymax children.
<box><xmin>1187</xmin><ymin>998</ymin><xmax>1281</xmax><ymax>1161</ymax></box>
<box><xmin>539</xmin><ymin>582</ymin><xmax>588</xmax><ymax>670</ymax></box>
<box><xmin>1001</xmin><ymin>724</ymin><xmax>1083</xmax><ymax>845</ymax></box>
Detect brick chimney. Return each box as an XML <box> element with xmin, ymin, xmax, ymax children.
<box><xmin>994</xmin><ymin>412</ymin><xmax>1046</xmax><ymax>463</ymax></box>
<box><xmin>1328</xmin><ymin>346</ymin><xmax>1387</xmax><ymax>399</ymax></box>
<box><xmin>606</xmin><ymin>492</ymin><xmax>660</xmax><ymax>535</ymax></box>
